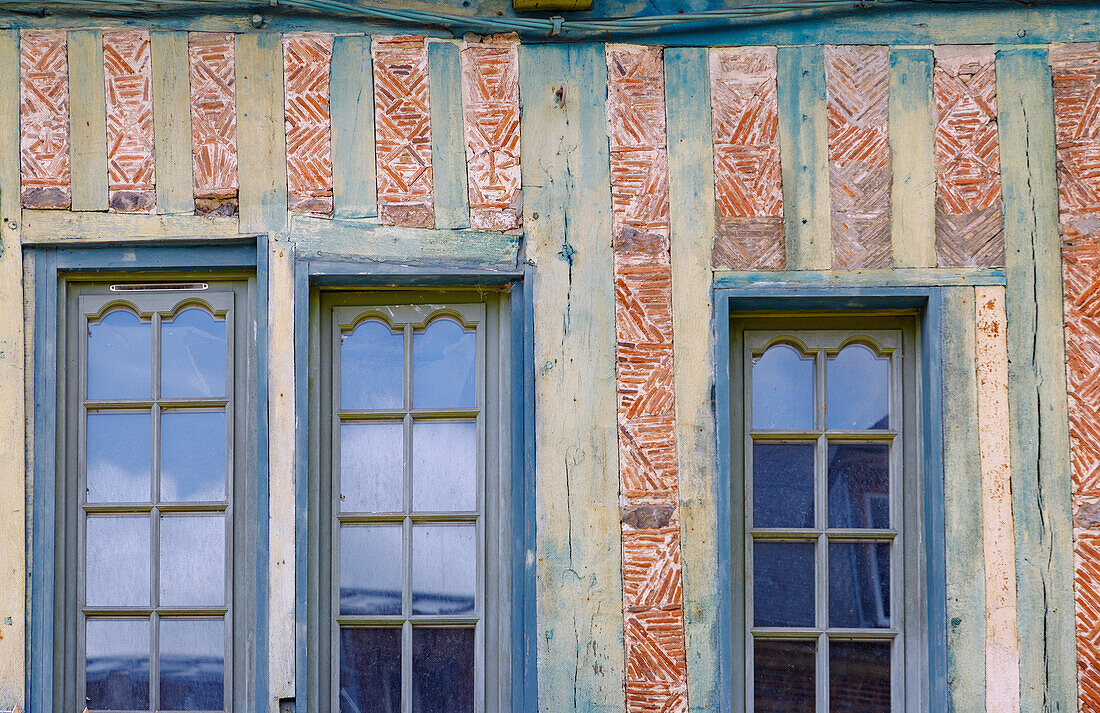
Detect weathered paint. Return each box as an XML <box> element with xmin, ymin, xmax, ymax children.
<box><xmin>103</xmin><ymin>29</ymin><xmax>156</xmax><ymax>213</ymax></box>
<box><xmin>520</xmin><ymin>41</ymin><xmax>625</xmax><ymax>713</ymax></box>
<box><xmin>283</xmin><ymin>32</ymin><xmax>333</xmax><ymax>217</ymax></box>
<box><xmin>664</xmin><ymin>46</ymin><xmax>718</xmax><ymax>713</ymax></box>
<box><xmin>427</xmin><ymin>40</ymin><xmax>469</xmax><ymax>229</ymax></box>
<box><xmin>373</xmin><ymin>35</ymin><xmax>434</xmax><ymax>228</ymax></box>
<box><xmin>19</xmin><ymin>29</ymin><xmax>70</xmax><ymax>209</ymax></box>
<box><xmin>933</xmin><ymin>46</ymin><xmax>1004</xmax><ymax>268</ymax></box>
<box><xmin>150</xmin><ymin>31</ymin><xmax>193</xmax><ymax>215</ymax></box>
<box><xmin>941</xmin><ymin>286</ymin><xmax>986</xmax><ymax>712</ymax></box>
<box><xmin>0</xmin><ymin>28</ymin><xmax>25</xmax><ymax>712</ymax></box>
<box><xmin>998</xmin><ymin>46</ymin><xmax>1078</xmax><ymax>713</ymax></box>
<box><xmin>67</xmin><ymin>29</ymin><xmax>107</xmax><ymax>211</ymax></box>
<box><xmin>888</xmin><ymin>48</ymin><xmax>936</xmax><ymax>268</ymax></box>
<box><xmin>1050</xmin><ymin>41</ymin><xmax>1100</xmax><ymax>712</ymax></box>
<box><xmin>460</xmin><ymin>35</ymin><xmax>522</xmax><ymax>233</ymax></box>
<box><xmin>236</xmin><ymin>31</ymin><xmax>288</xmax><ymax>234</ymax></box>
<box><xmin>330</xmin><ymin>34</ymin><xmax>376</xmax><ymax>219</ymax></box>
<box><xmin>974</xmin><ymin>285</ymin><xmax>1020</xmax><ymax>713</ymax></box>
<box><xmin>825</xmin><ymin>44</ymin><xmax>891</xmax><ymax>269</ymax></box>
<box><xmin>777</xmin><ymin>44</ymin><xmax>831</xmax><ymax>270</ymax></box>
<box><xmin>189</xmin><ymin>31</ymin><xmax>239</xmax><ymax>216</ymax></box>
<box><xmin>19</xmin><ymin>209</ymin><xmax>239</xmax><ymax>243</ymax></box>
<box><xmin>708</xmin><ymin>47</ymin><xmax>782</xmax><ymax>270</ymax></box>
<box><xmin>605</xmin><ymin>44</ymin><xmax>688</xmax><ymax>713</ymax></box>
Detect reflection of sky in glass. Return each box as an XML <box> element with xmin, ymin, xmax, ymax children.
<box><xmin>159</xmin><ymin>618</ymin><xmax>224</xmax><ymax>711</ymax></box>
<box><xmin>340</xmin><ymin>421</ymin><xmax>403</xmax><ymax>512</ymax></box>
<box><xmin>88</xmin><ymin>310</ymin><xmax>151</xmax><ymax>400</ymax></box>
<box><xmin>340</xmin><ymin>525</ymin><xmax>402</xmax><ymax>615</ymax></box>
<box><xmin>341</xmin><ymin>319</ymin><xmax>403</xmax><ymax>410</ymax></box>
<box><xmin>161</xmin><ymin>411</ymin><xmax>226</xmax><ymax>501</ymax></box>
<box><xmin>752</xmin><ymin>344</ymin><xmax>814</xmax><ymax>430</ymax></box>
<box><xmin>162</xmin><ymin>308</ymin><xmax>226</xmax><ymax>399</ymax></box>
<box><xmin>86</xmin><ymin>618</ymin><xmax>150</xmax><ymax>711</ymax></box>
<box><xmin>827</xmin><ymin>344</ymin><xmax>889</xmax><ymax>430</ymax></box>
<box><xmin>412</xmin><ymin>525</ymin><xmax>475</xmax><ymax>615</ymax></box>
<box><xmin>413</xmin><ymin>420</ymin><xmax>476</xmax><ymax>512</ymax></box>
<box><xmin>87</xmin><ymin>411</ymin><xmax>151</xmax><ymax>502</ymax></box>
<box><xmin>160</xmin><ymin>515</ymin><xmax>225</xmax><ymax>606</ymax></box>
<box><xmin>413</xmin><ymin>319</ymin><xmax>475</xmax><ymax>409</ymax></box>
<box><xmin>86</xmin><ymin>515</ymin><xmax>149</xmax><ymax>606</ymax></box>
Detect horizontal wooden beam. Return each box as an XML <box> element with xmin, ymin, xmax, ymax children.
<box><xmin>20</xmin><ymin>209</ymin><xmax>241</xmax><ymax>243</ymax></box>
<box><xmin>713</xmin><ymin>267</ymin><xmax>1006</xmax><ymax>288</ymax></box>
<box><xmin>289</xmin><ymin>215</ymin><xmax>520</xmax><ymax>265</ymax></box>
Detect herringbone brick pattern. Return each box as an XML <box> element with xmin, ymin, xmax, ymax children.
<box><xmin>461</xmin><ymin>36</ymin><xmax>521</xmax><ymax>232</ymax></box>
<box><xmin>1052</xmin><ymin>42</ymin><xmax>1100</xmax><ymax>712</ymax></box>
<box><xmin>826</xmin><ymin>45</ymin><xmax>892</xmax><ymax>269</ymax></box>
<box><xmin>19</xmin><ymin>29</ymin><xmax>71</xmax><ymax>209</ymax></box>
<box><xmin>284</xmin><ymin>33</ymin><xmax>333</xmax><ymax>217</ymax></box>
<box><xmin>709</xmin><ymin>47</ymin><xmax>783</xmax><ymax>270</ymax></box>
<box><xmin>189</xmin><ymin>32</ymin><xmax>238</xmax><ymax>217</ymax></box>
<box><xmin>103</xmin><ymin>29</ymin><xmax>156</xmax><ymax>213</ymax></box>
<box><xmin>373</xmin><ymin>35</ymin><xmax>433</xmax><ymax>228</ymax></box>
<box><xmin>933</xmin><ymin>47</ymin><xmax>1004</xmax><ymax>267</ymax></box>
<box><xmin>606</xmin><ymin>44</ymin><xmax>688</xmax><ymax>713</ymax></box>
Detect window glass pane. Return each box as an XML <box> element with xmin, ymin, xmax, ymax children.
<box><xmin>753</xmin><ymin>443</ymin><xmax>814</xmax><ymax>528</ymax></box>
<box><xmin>753</xmin><ymin>541</ymin><xmax>815</xmax><ymax>627</ymax></box>
<box><xmin>412</xmin><ymin>525</ymin><xmax>476</xmax><ymax>616</ymax></box>
<box><xmin>161</xmin><ymin>410</ymin><xmax>227</xmax><ymax>502</ymax></box>
<box><xmin>412</xmin><ymin>628</ymin><xmax>474</xmax><ymax>713</ymax></box>
<box><xmin>752</xmin><ymin>344</ymin><xmax>814</xmax><ymax>430</ymax></box>
<box><xmin>829</xmin><ymin>542</ymin><xmax>891</xmax><ymax>628</ymax></box>
<box><xmin>159</xmin><ymin>618</ymin><xmax>225</xmax><ymax>711</ymax></box>
<box><xmin>753</xmin><ymin>639</ymin><xmax>815</xmax><ymax>713</ymax></box>
<box><xmin>829</xmin><ymin>641</ymin><xmax>891</xmax><ymax>713</ymax></box>
<box><xmin>827</xmin><ymin>344</ymin><xmax>889</xmax><ymax>429</ymax></box>
<box><xmin>340</xmin><ymin>421</ymin><xmax>403</xmax><ymax>513</ymax></box>
<box><xmin>341</xmin><ymin>319</ymin><xmax>403</xmax><ymax>411</ymax></box>
<box><xmin>828</xmin><ymin>444</ymin><xmax>890</xmax><ymax>529</ymax></box>
<box><xmin>341</xmin><ymin>525</ymin><xmax>402</xmax><ymax>615</ymax></box>
<box><xmin>413</xmin><ymin>319</ymin><xmax>475</xmax><ymax>409</ymax></box>
<box><xmin>88</xmin><ymin>309</ymin><xmax>151</xmax><ymax>400</ymax></box>
<box><xmin>413</xmin><ymin>420</ymin><xmax>476</xmax><ymax>512</ymax></box>
<box><xmin>160</xmin><ymin>515</ymin><xmax>226</xmax><ymax>607</ymax></box>
<box><xmin>86</xmin><ymin>618</ymin><xmax>150</xmax><ymax>711</ymax></box>
<box><xmin>87</xmin><ymin>411</ymin><xmax>151</xmax><ymax>502</ymax></box>
<box><xmin>87</xmin><ymin>515</ymin><xmax>150</xmax><ymax>607</ymax></box>
<box><xmin>161</xmin><ymin>308</ymin><xmax>226</xmax><ymax>399</ymax></box>
<box><xmin>340</xmin><ymin>627</ymin><xmax>401</xmax><ymax>713</ymax></box>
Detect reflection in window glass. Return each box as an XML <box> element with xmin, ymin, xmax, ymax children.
<box><xmin>87</xmin><ymin>412</ymin><xmax>151</xmax><ymax>503</ymax></box>
<box><xmin>159</xmin><ymin>619</ymin><xmax>224</xmax><ymax>711</ymax></box>
<box><xmin>753</xmin><ymin>443</ymin><xmax>814</xmax><ymax>529</ymax></box>
<box><xmin>341</xmin><ymin>319</ymin><xmax>403</xmax><ymax>410</ymax></box>
<box><xmin>829</xmin><ymin>641</ymin><xmax>891</xmax><ymax>713</ymax></box>
<box><xmin>340</xmin><ymin>628</ymin><xmax>402</xmax><ymax>713</ymax></box>
<box><xmin>829</xmin><ymin>542</ymin><xmax>891</xmax><ymax>628</ymax></box>
<box><xmin>161</xmin><ymin>308</ymin><xmax>226</xmax><ymax>399</ymax></box>
<box><xmin>413</xmin><ymin>420</ymin><xmax>477</xmax><ymax>512</ymax></box>
<box><xmin>412</xmin><ymin>628</ymin><xmax>475</xmax><ymax>713</ymax></box>
<box><xmin>86</xmin><ymin>618</ymin><xmax>150</xmax><ymax>711</ymax></box>
<box><xmin>753</xmin><ymin>541</ymin><xmax>815</xmax><ymax>627</ymax></box>
<box><xmin>340</xmin><ymin>525</ymin><xmax>402</xmax><ymax>616</ymax></box>
<box><xmin>412</xmin><ymin>525</ymin><xmax>476</xmax><ymax>616</ymax></box>
<box><xmin>86</xmin><ymin>516</ymin><xmax>150</xmax><ymax>607</ymax></box>
<box><xmin>413</xmin><ymin>319</ymin><xmax>475</xmax><ymax>409</ymax></box>
<box><xmin>753</xmin><ymin>639</ymin><xmax>815</xmax><ymax>713</ymax></box>
<box><xmin>160</xmin><ymin>411</ymin><xmax>226</xmax><ymax>502</ymax></box>
<box><xmin>828</xmin><ymin>444</ymin><xmax>890</xmax><ymax>529</ymax></box>
<box><xmin>160</xmin><ymin>515</ymin><xmax>226</xmax><ymax>607</ymax></box>
<box><xmin>752</xmin><ymin>344</ymin><xmax>814</xmax><ymax>430</ymax></box>
<box><xmin>340</xmin><ymin>421</ymin><xmax>403</xmax><ymax>513</ymax></box>
<box><xmin>88</xmin><ymin>310</ymin><xmax>151</xmax><ymax>400</ymax></box>
<box><xmin>827</xmin><ymin>344</ymin><xmax>889</xmax><ymax>430</ymax></box>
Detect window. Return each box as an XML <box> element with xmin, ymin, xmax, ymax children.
<box><xmin>57</xmin><ymin>279</ymin><xmax>256</xmax><ymax>713</ymax></box>
<box><xmin>316</xmin><ymin>290</ymin><xmax>512</xmax><ymax>713</ymax></box>
<box><xmin>730</xmin><ymin>315</ymin><xmax>924</xmax><ymax>713</ymax></box>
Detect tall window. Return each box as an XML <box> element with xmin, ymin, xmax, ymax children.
<box><xmin>731</xmin><ymin>315</ymin><xmax>923</xmax><ymax>713</ymax></box>
<box><xmin>317</xmin><ymin>291</ymin><xmax>512</xmax><ymax>713</ymax></box>
<box><xmin>59</xmin><ymin>280</ymin><xmax>255</xmax><ymax>713</ymax></box>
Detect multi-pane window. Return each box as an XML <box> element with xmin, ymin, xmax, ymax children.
<box><xmin>319</xmin><ymin>293</ymin><xmax>511</xmax><ymax>713</ymax></box>
<box><xmin>734</xmin><ymin>317</ymin><xmax>922</xmax><ymax>713</ymax></box>
<box><xmin>61</xmin><ymin>281</ymin><xmax>252</xmax><ymax>713</ymax></box>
